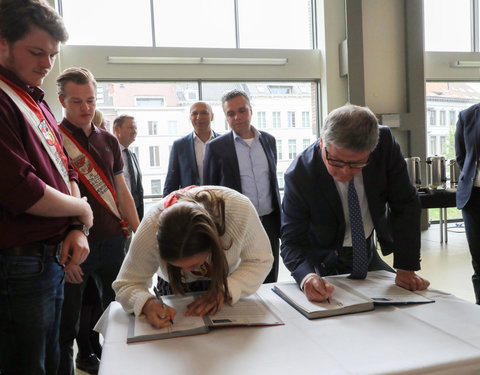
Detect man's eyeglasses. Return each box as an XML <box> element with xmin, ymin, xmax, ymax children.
<box><xmin>324</xmin><ymin>148</ymin><xmax>370</xmax><ymax>169</ymax></box>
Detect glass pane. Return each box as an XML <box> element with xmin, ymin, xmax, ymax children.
<box><xmin>238</xmin><ymin>0</ymin><xmax>313</xmax><ymax>49</ymax></box>
<box><xmin>425</xmin><ymin>81</ymin><xmax>480</xmax><ymax>220</ymax></box>
<box><xmin>96</xmin><ymin>82</ymin><xmax>198</xmax><ymax>208</ymax></box>
<box><xmin>153</xmin><ymin>0</ymin><xmax>235</xmax><ymax>47</ymax></box>
<box><xmin>61</xmin><ymin>0</ymin><xmax>152</xmax><ymax>46</ymax></box>
<box><xmin>424</xmin><ymin>0</ymin><xmax>471</xmax><ymax>52</ymax></box>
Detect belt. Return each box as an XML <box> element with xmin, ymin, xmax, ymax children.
<box><xmin>1</xmin><ymin>242</ymin><xmax>62</xmax><ymax>257</ymax></box>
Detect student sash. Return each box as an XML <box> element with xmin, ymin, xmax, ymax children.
<box><xmin>59</xmin><ymin>125</ymin><xmax>130</xmax><ymax>238</ymax></box>
<box><xmin>0</xmin><ymin>75</ymin><xmax>71</xmax><ymax>194</ymax></box>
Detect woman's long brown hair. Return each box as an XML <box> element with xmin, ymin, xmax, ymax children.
<box><xmin>157</xmin><ymin>189</ymin><xmax>232</xmax><ymax>305</ymax></box>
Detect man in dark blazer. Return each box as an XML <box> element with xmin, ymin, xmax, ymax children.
<box><xmin>281</xmin><ymin>104</ymin><xmax>429</xmax><ymax>302</ymax></box>
<box><xmin>455</xmin><ymin>103</ymin><xmax>480</xmax><ymax>304</ymax></box>
<box><xmin>114</xmin><ymin>115</ymin><xmax>144</xmax><ymax>220</ymax></box>
<box><xmin>203</xmin><ymin>90</ymin><xmax>281</xmax><ymax>283</ymax></box>
<box><xmin>163</xmin><ymin>102</ymin><xmax>219</xmax><ymax>196</ymax></box>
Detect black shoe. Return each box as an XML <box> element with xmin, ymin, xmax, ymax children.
<box><xmin>75</xmin><ymin>353</ymin><xmax>100</xmax><ymax>374</ymax></box>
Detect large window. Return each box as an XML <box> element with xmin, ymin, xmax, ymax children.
<box><xmin>61</xmin><ymin>0</ymin><xmax>315</xmax><ymax>49</ymax></box>
<box><xmin>425</xmin><ymin>82</ymin><xmax>480</xmax><ymax>158</ymax></box>
<box><xmin>96</xmin><ymin>81</ymin><xmax>318</xmax><ymax>197</ymax></box>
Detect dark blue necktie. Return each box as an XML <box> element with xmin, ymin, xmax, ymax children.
<box><xmin>348</xmin><ymin>179</ymin><xmax>368</xmax><ymax>279</ymax></box>
<box><xmin>123</xmin><ymin>148</ymin><xmax>138</xmax><ymax>196</ymax></box>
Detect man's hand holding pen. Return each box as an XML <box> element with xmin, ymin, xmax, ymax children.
<box><xmin>303</xmin><ymin>274</ymin><xmax>335</xmax><ymax>303</ymax></box>
<box><xmin>142</xmin><ymin>295</ymin><xmax>176</xmax><ymax>329</ymax></box>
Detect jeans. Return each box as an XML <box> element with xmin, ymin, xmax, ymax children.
<box><xmin>0</xmin><ymin>254</ymin><xmax>64</xmax><ymax>375</ymax></box>
<box><xmin>58</xmin><ymin>232</ymin><xmax>126</xmax><ymax>375</ymax></box>
<box><xmin>461</xmin><ymin>188</ymin><xmax>480</xmax><ymax>304</ymax></box>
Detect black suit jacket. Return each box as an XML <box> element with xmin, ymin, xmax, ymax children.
<box><xmin>203</xmin><ymin>130</ymin><xmax>281</xmax><ymax>230</ymax></box>
<box><xmin>455</xmin><ymin>103</ymin><xmax>480</xmax><ymax>209</ymax></box>
<box><xmin>163</xmin><ymin>131</ymin><xmax>219</xmax><ymax>196</ymax></box>
<box><xmin>130</xmin><ymin>151</ymin><xmax>144</xmax><ymax>220</ymax></box>
<box><xmin>281</xmin><ymin>126</ymin><xmax>421</xmax><ymax>285</ymax></box>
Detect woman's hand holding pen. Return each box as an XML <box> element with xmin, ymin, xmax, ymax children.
<box><xmin>142</xmin><ymin>298</ymin><xmax>177</xmax><ymax>328</ymax></box>
<box><xmin>303</xmin><ymin>275</ymin><xmax>334</xmax><ymax>303</ymax></box>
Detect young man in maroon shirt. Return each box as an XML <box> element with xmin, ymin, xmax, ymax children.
<box><xmin>56</xmin><ymin>67</ymin><xmax>140</xmax><ymax>375</ymax></box>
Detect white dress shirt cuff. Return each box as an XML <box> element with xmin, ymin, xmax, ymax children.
<box><xmin>300</xmin><ymin>273</ymin><xmax>317</xmax><ymax>290</ymax></box>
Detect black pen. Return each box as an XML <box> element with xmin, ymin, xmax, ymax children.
<box><xmin>153</xmin><ymin>287</ymin><xmax>174</xmax><ymax>325</ymax></box>
<box><xmin>314</xmin><ymin>266</ymin><xmax>331</xmax><ymax>304</ymax></box>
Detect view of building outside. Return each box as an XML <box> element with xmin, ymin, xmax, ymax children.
<box><xmin>96</xmin><ymin>81</ymin><xmax>318</xmax><ymax>209</ymax></box>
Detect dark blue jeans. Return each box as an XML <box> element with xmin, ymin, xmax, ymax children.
<box><xmin>58</xmin><ymin>232</ymin><xmax>126</xmax><ymax>375</ymax></box>
<box><xmin>0</xmin><ymin>254</ymin><xmax>64</xmax><ymax>375</ymax></box>
<box><xmin>461</xmin><ymin>188</ymin><xmax>480</xmax><ymax>304</ymax></box>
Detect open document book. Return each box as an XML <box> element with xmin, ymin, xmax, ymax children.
<box><xmin>127</xmin><ymin>293</ymin><xmax>283</xmax><ymax>343</ymax></box>
<box><xmin>273</xmin><ymin>270</ymin><xmax>434</xmax><ymax>320</ymax></box>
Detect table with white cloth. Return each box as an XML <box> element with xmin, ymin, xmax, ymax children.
<box><xmin>96</xmin><ymin>282</ymin><xmax>480</xmax><ymax>375</ymax></box>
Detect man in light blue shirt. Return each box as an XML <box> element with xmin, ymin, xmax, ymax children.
<box><xmin>203</xmin><ymin>90</ymin><xmax>281</xmax><ymax>283</ymax></box>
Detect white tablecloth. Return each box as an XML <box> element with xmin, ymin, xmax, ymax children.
<box><xmin>97</xmin><ymin>284</ymin><xmax>480</xmax><ymax>375</ymax></box>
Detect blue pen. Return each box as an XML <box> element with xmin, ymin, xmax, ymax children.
<box><xmin>314</xmin><ymin>266</ymin><xmax>331</xmax><ymax>304</ymax></box>
<box><xmin>153</xmin><ymin>287</ymin><xmax>174</xmax><ymax>325</ymax></box>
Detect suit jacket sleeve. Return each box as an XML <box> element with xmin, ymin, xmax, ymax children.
<box><xmin>280</xmin><ymin>167</ymin><xmax>318</xmax><ymax>285</ymax></box>
<box><xmin>163</xmin><ymin>142</ymin><xmax>180</xmax><ymax>196</ymax></box>
<box><xmin>203</xmin><ymin>142</ymin><xmax>220</xmax><ymax>186</ymax></box>
<box><xmin>455</xmin><ymin>110</ymin><xmax>466</xmax><ymax>169</ymax></box>
<box><xmin>377</xmin><ymin>128</ymin><xmax>421</xmax><ymax>270</ymax></box>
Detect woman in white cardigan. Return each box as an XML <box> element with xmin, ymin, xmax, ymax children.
<box><xmin>113</xmin><ymin>186</ymin><xmax>273</xmax><ymax>328</ymax></box>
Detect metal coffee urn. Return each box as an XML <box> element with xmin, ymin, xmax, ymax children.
<box><xmin>448</xmin><ymin>159</ymin><xmax>460</xmax><ymax>189</ymax></box>
<box><xmin>426</xmin><ymin>155</ymin><xmax>446</xmax><ymax>189</ymax></box>
<box><xmin>405</xmin><ymin>157</ymin><xmax>421</xmax><ymax>188</ymax></box>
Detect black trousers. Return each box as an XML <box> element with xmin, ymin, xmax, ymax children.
<box><xmin>461</xmin><ymin>187</ymin><xmax>480</xmax><ymax>304</ymax></box>
<box><xmin>318</xmin><ymin>234</ymin><xmax>394</xmax><ymax>277</ymax></box>
<box><xmin>259</xmin><ymin>211</ymin><xmax>280</xmax><ymax>283</ymax></box>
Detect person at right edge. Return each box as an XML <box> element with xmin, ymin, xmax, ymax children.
<box><xmin>281</xmin><ymin>104</ymin><xmax>430</xmax><ymax>302</ymax></box>
<box><xmin>455</xmin><ymin>103</ymin><xmax>480</xmax><ymax>305</ymax></box>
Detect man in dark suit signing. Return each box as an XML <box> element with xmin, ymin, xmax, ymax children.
<box><xmin>203</xmin><ymin>89</ymin><xmax>281</xmax><ymax>283</ymax></box>
<box><xmin>455</xmin><ymin>103</ymin><xmax>480</xmax><ymax>305</ymax></box>
<box><xmin>281</xmin><ymin>104</ymin><xmax>429</xmax><ymax>302</ymax></box>
<box><xmin>163</xmin><ymin>102</ymin><xmax>219</xmax><ymax>196</ymax></box>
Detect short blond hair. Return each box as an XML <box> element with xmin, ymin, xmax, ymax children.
<box><xmin>56</xmin><ymin>67</ymin><xmax>97</xmax><ymax>97</ymax></box>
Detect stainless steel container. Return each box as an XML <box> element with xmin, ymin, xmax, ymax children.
<box><xmin>405</xmin><ymin>157</ymin><xmax>421</xmax><ymax>188</ymax></box>
<box><xmin>426</xmin><ymin>155</ymin><xmax>446</xmax><ymax>189</ymax></box>
<box><xmin>448</xmin><ymin>159</ymin><xmax>460</xmax><ymax>188</ymax></box>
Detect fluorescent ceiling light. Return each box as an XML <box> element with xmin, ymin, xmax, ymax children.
<box><xmin>107</xmin><ymin>56</ymin><xmax>201</xmax><ymax>64</ymax></box>
<box><xmin>451</xmin><ymin>60</ymin><xmax>480</xmax><ymax>68</ymax></box>
<box><xmin>107</xmin><ymin>56</ymin><xmax>288</xmax><ymax>66</ymax></box>
<box><xmin>202</xmin><ymin>57</ymin><xmax>288</xmax><ymax>65</ymax></box>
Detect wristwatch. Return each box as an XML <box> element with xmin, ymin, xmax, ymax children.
<box><xmin>68</xmin><ymin>224</ymin><xmax>89</xmax><ymax>237</ymax></box>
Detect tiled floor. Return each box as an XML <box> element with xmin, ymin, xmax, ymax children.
<box><xmin>75</xmin><ymin>223</ymin><xmax>477</xmax><ymax>374</ymax></box>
